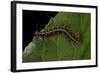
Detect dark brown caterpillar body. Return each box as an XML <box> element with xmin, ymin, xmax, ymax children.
<box><xmin>35</xmin><ymin>26</ymin><xmax>80</xmax><ymax>44</ymax></box>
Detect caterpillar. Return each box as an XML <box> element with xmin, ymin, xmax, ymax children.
<box><xmin>35</xmin><ymin>25</ymin><xmax>80</xmax><ymax>44</ymax></box>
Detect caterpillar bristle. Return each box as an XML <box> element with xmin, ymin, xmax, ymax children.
<box><xmin>35</xmin><ymin>25</ymin><xmax>80</xmax><ymax>44</ymax></box>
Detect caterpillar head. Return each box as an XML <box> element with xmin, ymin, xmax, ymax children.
<box><xmin>35</xmin><ymin>31</ymin><xmax>39</xmax><ymax>35</ymax></box>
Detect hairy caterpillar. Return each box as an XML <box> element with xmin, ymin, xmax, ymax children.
<box><xmin>35</xmin><ymin>26</ymin><xmax>80</xmax><ymax>44</ymax></box>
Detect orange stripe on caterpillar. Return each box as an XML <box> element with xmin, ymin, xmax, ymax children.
<box><xmin>35</xmin><ymin>26</ymin><xmax>80</xmax><ymax>44</ymax></box>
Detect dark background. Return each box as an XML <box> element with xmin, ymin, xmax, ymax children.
<box><xmin>23</xmin><ymin>10</ymin><xmax>57</xmax><ymax>51</ymax></box>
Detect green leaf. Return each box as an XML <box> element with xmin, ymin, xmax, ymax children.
<box><xmin>23</xmin><ymin>12</ymin><xmax>91</xmax><ymax>62</ymax></box>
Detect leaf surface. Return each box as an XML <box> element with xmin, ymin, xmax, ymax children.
<box><xmin>23</xmin><ymin>12</ymin><xmax>91</xmax><ymax>62</ymax></box>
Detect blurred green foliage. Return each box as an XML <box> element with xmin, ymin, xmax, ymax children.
<box><xmin>23</xmin><ymin>12</ymin><xmax>91</xmax><ymax>62</ymax></box>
